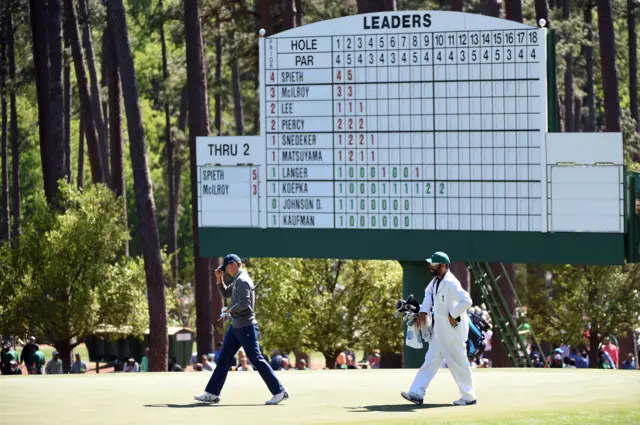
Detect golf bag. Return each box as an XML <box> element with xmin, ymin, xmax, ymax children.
<box><xmin>395</xmin><ymin>295</ymin><xmax>429</xmax><ymax>349</ymax></box>
<box><xmin>466</xmin><ymin>312</ymin><xmax>491</xmax><ymax>359</ymax></box>
<box><xmin>395</xmin><ymin>294</ymin><xmax>492</xmax><ymax>358</ymax></box>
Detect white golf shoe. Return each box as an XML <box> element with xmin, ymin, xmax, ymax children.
<box><xmin>265</xmin><ymin>390</ymin><xmax>289</xmax><ymax>405</ymax></box>
<box><xmin>453</xmin><ymin>398</ymin><xmax>477</xmax><ymax>406</ymax></box>
<box><xmin>400</xmin><ymin>391</ymin><xmax>424</xmax><ymax>405</ymax></box>
<box><xmin>194</xmin><ymin>392</ymin><xmax>220</xmax><ymax>403</ymax></box>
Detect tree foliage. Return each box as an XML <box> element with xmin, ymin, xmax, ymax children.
<box><xmin>0</xmin><ymin>181</ymin><xmax>148</xmax><ymax>370</ymax></box>
<box><xmin>520</xmin><ymin>264</ymin><xmax>640</xmax><ymax>365</ymax></box>
<box><xmin>247</xmin><ymin>258</ymin><xmax>403</xmax><ymax>365</ymax></box>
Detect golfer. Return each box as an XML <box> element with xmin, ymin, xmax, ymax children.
<box><xmin>401</xmin><ymin>251</ymin><xmax>477</xmax><ymax>406</ymax></box>
<box><xmin>194</xmin><ymin>254</ymin><xmax>288</xmax><ymax>405</ymax></box>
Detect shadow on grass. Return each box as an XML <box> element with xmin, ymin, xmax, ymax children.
<box><xmin>144</xmin><ymin>403</ymin><xmax>265</xmax><ymax>408</ymax></box>
<box><xmin>347</xmin><ymin>403</ymin><xmax>454</xmax><ymax>413</ymax></box>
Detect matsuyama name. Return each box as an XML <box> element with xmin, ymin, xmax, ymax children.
<box><xmin>363</xmin><ymin>14</ymin><xmax>432</xmax><ymax>29</ymax></box>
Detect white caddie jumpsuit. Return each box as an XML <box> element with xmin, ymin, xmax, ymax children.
<box><xmin>408</xmin><ymin>270</ymin><xmax>476</xmax><ymax>401</ymax></box>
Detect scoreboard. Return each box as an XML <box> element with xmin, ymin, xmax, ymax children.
<box><xmin>196</xmin><ymin>11</ymin><xmax>628</xmax><ymax>265</ymax></box>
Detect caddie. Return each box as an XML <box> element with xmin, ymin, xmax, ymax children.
<box><xmin>194</xmin><ymin>254</ymin><xmax>288</xmax><ymax>405</ymax></box>
<box><xmin>401</xmin><ymin>251</ymin><xmax>477</xmax><ymax>406</ymax></box>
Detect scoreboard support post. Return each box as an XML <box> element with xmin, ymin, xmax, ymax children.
<box><xmin>401</xmin><ymin>261</ymin><xmax>430</xmax><ymax>367</ymax></box>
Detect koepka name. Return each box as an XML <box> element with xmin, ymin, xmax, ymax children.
<box><xmin>363</xmin><ymin>14</ymin><xmax>432</xmax><ymax>30</ymax></box>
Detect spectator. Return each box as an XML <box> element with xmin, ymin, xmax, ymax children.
<box><xmin>601</xmin><ymin>349</ymin><xmax>616</xmax><ymax>369</ymax></box>
<box><xmin>45</xmin><ymin>351</ymin><xmax>63</xmax><ymax>375</ymax></box>
<box><xmin>296</xmin><ymin>358</ymin><xmax>309</xmax><ymax>370</ymax></box>
<box><xmin>237</xmin><ymin>356</ymin><xmax>254</xmax><ymax>371</ymax></box>
<box><xmin>270</xmin><ymin>352</ymin><xmax>283</xmax><ymax>371</ymax></box>
<box><xmin>563</xmin><ymin>356</ymin><xmax>576</xmax><ymax>369</ymax></box>
<box><xmin>30</xmin><ymin>344</ymin><xmax>46</xmax><ymax>374</ymax></box>
<box><xmin>70</xmin><ymin>353</ymin><xmax>88</xmax><ymax>374</ymax></box>
<box><xmin>570</xmin><ymin>349</ymin><xmax>588</xmax><ymax>368</ymax></box>
<box><xmin>550</xmin><ymin>354</ymin><xmax>564</xmax><ymax>368</ymax></box>
<box><xmin>213</xmin><ymin>342</ymin><xmax>223</xmax><ymax>364</ymax></box>
<box><xmin>367</xmin><ymin>350</ymin><xmax>381</xmax><ymax>369</ymax></box>
<box><xmin>621</xmin><ymin>353</ymin><xmax>636</xmax><ymax>370</ymax></box>
<box><xmin>141</xmin><ymin>348</ymin><xmax>149</xmax><ymax>372</ymax></box>
<box><xmin>598</xmin><ymin>351</ymin><xmax>612</xmax><ymax>369</ymax></box>
<box><xmin>335</xmin><ymin>352</ymin><xmax>347</xmax><ymax>369</ymax></box>
<box><xmin>346</xmin><ymin>354</ymin><xmax>359</xmax><ymax>369</ymax></box>
<box><xmin>1</xmin><ymin>342</ymin><xmax>19</xmax><ymax>375</ymax></box>
<box><xmin>7</xmin><ymin>360</ymin><xmax>22</xmax><ymax>375</ymax></box>
<box><xmin>602</xmin><ymin>337</ymin><xmax>619</xmax><ymax>368</ymax></box>
<box><xmin>280</xmin><ymin>357</ymin><xmax>291</xmax><ymax>370</ymax></box>
<box><xmin>123</xmin><ymin>358</ymin><xmax>139</xmax><ymax>372</ymax></box>
<box><xmin>194</xmin><ymin>363</ymin><xmax>203</xmax><ymax>371</ymax></box>
<box><xmin>19</xmin><ymin>336</ymin><xmax>36</xmax><ymax>369</ymax></box>
<box><xmin>201</xmin><ymin>354</ymin><xmax>214</xmax><ymax>372</ymax></box>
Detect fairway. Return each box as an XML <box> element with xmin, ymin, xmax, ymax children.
<box><xmin>1</xmin><ymin>369</ymin><xmax>638</xmax><ymax>425</ymax></box>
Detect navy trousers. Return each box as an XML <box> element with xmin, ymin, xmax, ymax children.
<box><xmin>205</xmin><ymin>324</ymin><xmax>283</xmax><ymax>396</ymax></box>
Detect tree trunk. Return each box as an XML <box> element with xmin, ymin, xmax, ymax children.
<box><xmin>596</xmin><ymin>0</ymin><xmax>621</xmax><ymax>132</ymax></box>
<box><xmin>77</xmin><ymin>117</ymin><xmax>84</xmax><ymax>189</ymax></box>
<box><xmin>589</xmin><ymin>327</ymin><xmax>601</xmax><ymax>368</ymax></box>
<box><xmin>629</xmin><ymin>0</ymin><xmax>638</xmax><ymax>131</ymax></box>
<box><xmin>29</xmin><ymin>0</ymin><xmax>54</xmax><ymax>203</ymax></box>
<box><xmin>322</xmin><ymin>351</ymin><xmax>338</xmax><ymax>369</ymax></box>
<box><xmin>534</xmin><ymin>0</ymin><xmax>550</xmax><ymax>26</ymax></box>
<box><xmin>54</xmin><ymin>339</ymin><xmax>74</xmax><ymax>373</ymax></box>
<box><xmin>47</xmin><ymin>0</ymin><xmax>66</xmax><ymax>195</ymax></box>
<box><xmin>78</xmin><ymin>0</ymin><xmax>109</xmax><ymax>184</ymax></box>
<box><xmin>63</xmin><ymin>0</ymin><xmax>105</xmax><ymax>184</ymax></box>
<box><xmin>357</xmin><ymin>0</ymin><xmax>396</xmax><ymax>13</ymax></box>
<box><xmin>105</xmin><ymin>11</ymin><xmax>128</xmax><ymax>257</ymax></box>
<box><xmin>185</xmin><ymin>0</ymin><xmax>214</xmax><ymax>357</ymax></box>
<box><xmin>283</xmin><ymin>0</ymin><xmax>296</xmax><ymax>30</ymax></box>
<box><xmin>505</xmin><ymin>0</ymin><xmax>523</xmax><ymax>22</ymax></box>
<box><xmin>214</xmin><ymin>16</ymin><xmax>222</xmax><ymax>135</ymax></box>
<box><xmin>231</xmin><ymin>44</ymin><xmax>244</xmax><ymax>135</ymax></box>
<box><xmin>563</xmin><ymin>0</ymin><xmax>573</xmax><ymax>132</ymax></box>
<box><xmin>574</xmin><ymin>97</ymin><xmax>582</xmax><ymax>132</ymax></box>
<box><xmin>452</xmin><ymin>0</ymin><xmax>464</xmax><ymax>12</ymax></box>
<box><xmin>108</xmin><ymin>0</ymin><xmax>168</xmax><ymax>372</ymax></box>
<box><xmin>481</xmin><ymin>0</ymin><xmax>502</xmax><ymax>17</ymax></box>
<box><xmin>63</xmin><ymin>27</ymin><xmax>71</xmax><ymax>182</ymax></box>
<box><xmin>295</xmin><ymin>0</ymin><xmax>303</xmax><ymax>26</ymax></box>
<box><xmin>170</xmin><ymin>86</ymin><xmax>188</xmax><ymax>279</ymax></box>
<box><xmin>584</xmin><ymin>2</ymin><xmax>596</xmax><ymax>131</ymax></box>
<box><xmin>259</xmin><ymin>0</ymin><xmax>272</xmax><ymax>36</ymax></box>
<box><xmin>159</xmin><ymin>0</ymin><xmax>176</xmax><ymax>278</ymax></box>
<box><xmin>8</xmin><ymin>11</ymin><xmax>19</xmax><ymax>243</ymax></box>
<box><xmin>1</xmin><ymin>14</ymin><xmax>9</xmax><ymax>243</ymax></box>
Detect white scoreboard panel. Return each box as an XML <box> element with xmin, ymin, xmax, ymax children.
<box><xmin>196</xmin><ymin>11</ymin><xmax>625</xmax><ymax>235</ymax></box>
<box><xmin>261</xmin><ymin>11</ymin><xmax>549</xmax><ymax>232</ymax></box>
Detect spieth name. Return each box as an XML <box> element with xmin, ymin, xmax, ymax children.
<box><xmin>202</xmin><ymin>184</ymin><xmax>229</xmax><ymax>195</ymax></box>
<box><xmin>281</xmin><ymin>150</ymin><xmax>322</xmax><ymax>162</ymax></box>
<box><xmin>282</xmin><ymin>215</ymin><xmax>315</xmax><ymax>226</ymax></box>
<box><xmin>201</xmin><ymin>169</ymin><xmax>224</xmax><ymax>180</ymax></box>
<box><xmin>280</xmin><ymin>71</ymin><xmax>304</xmax><ymax>83</ymax></box>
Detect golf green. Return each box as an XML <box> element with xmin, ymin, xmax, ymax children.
<box><xmin>0</xmin><ymin>368</ymin><xmax>638</xmax><ymax>425</ymax></box>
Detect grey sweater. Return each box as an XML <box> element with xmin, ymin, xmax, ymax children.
<box><xmin>217</xmin><ymin>269</ymin><xmax>257</xmax><ymax>328</ymax></box>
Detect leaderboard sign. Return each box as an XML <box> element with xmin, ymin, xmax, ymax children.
<box><xmin>196</xmin><ymin>11</ymin><xmax>627</xmax><ymax>265</ymax></box>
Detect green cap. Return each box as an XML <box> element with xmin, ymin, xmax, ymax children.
<box><xmin>426</xmin><ymin>251</ymin><xmax>450</xmax><ymax>265</ymax></box>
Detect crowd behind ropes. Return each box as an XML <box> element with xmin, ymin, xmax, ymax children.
<box><xmin>2</xmin><ymin>315</ymin><xmax>638</xmax><ymax>375</ymax></box>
